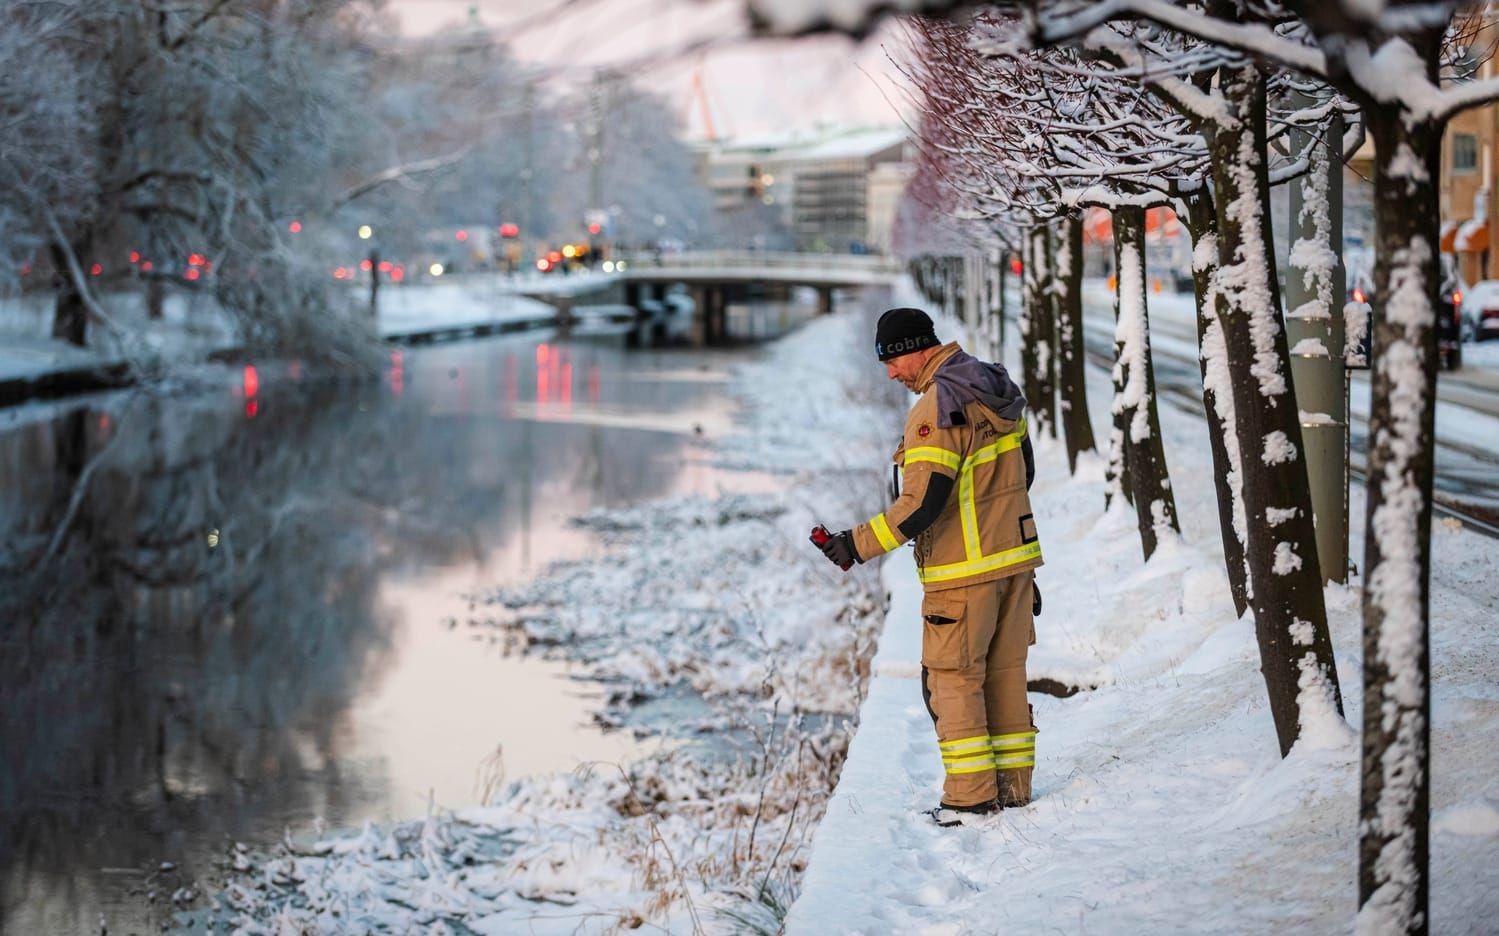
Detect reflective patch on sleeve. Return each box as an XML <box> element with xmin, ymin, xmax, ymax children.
<box><xmin>869</xmin><ymin>513</ymin><xmax>899</xmax><ymax>553</ymax></box>
<box><xmin>904</xmin><ymin>446</ymin><xmax>961</xmax><ymax>471</ymax></box>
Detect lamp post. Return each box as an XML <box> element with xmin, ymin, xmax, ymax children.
<box><xmin>359</xmin><ymin>225</ymin><xmax>380</xmax><ymax>317</ymax></box>
<box><xmin>1286</xmin><ymin>100</ymin><xmax>1349</xmax><ymax>584</ymax></box>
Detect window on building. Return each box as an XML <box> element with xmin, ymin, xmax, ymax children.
<box><xmin>1453</xmin><ymin>133</ymin><xmax>1478</xmax><ymax>173</ymax></box>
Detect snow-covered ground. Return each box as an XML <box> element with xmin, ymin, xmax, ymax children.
<box><xmin>787</xmin><ymin>294</ymin><xmax>1499</xmax><ymax>933</ymax></box>
<box><xmin>375</xmin><ymin>278</ymin><xmax>556</xmax><ymax>338</ymax></box>
<box><xmin>174</xmin><ymin>295</ymin><xmax>907</xmax><ymax>932</ymax></box>
<box><xmin>0</xmin><ymin>289</ymin><xmax>235</xmax><ymax>384</ymax></box>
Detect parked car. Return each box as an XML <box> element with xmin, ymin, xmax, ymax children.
<box><xmin>1345</xmin><ymin>278</ymin><xmax>1372</xmax><ymax>367</ymax></box>
<box><xmin>1343</xmin><ymin>275</ymin><xmax>1466</xmax><ymax>370</ymax></box>
<box><xmin>1437</xmin><ymin>276</ymin><xmax>1464</xmax><ymax>370</ymax></box>
<box><xmin>1461</xmin><ymin>280</ymin><xmax>1499</xmax><ymax>342</ymax></box>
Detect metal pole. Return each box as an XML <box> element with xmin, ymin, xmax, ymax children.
<box><xmin>1286</xmin><ymin>99</ymin><xmax>1350</xmax><ymax>584</ymax></box>
<box><xmin>521</xmin><ymin>79</ymin><xmax>534</xmax><ymax>267</ymax></box>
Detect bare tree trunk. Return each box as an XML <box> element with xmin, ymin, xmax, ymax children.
<box><xmin>1037</xmin><ymin>224</ymin><xmax>1059</xmax><ymax>439</ymax></box>
<box><xmin>1183</xmin><ymin>190</ymin><xmax>1250</xmax><ymax>618</ymax></box>
<box><xmin>983</xmin><ymin>247</ymin><xmax>1002</xmax><ymax>359</ymax></box>
<box><xmin>368</xmin><ymin>248</ymin><xmax>381</xmax><ymax>317</ymax></box>
<box><xmin>50</xmin><ymin>243</ymin><xmax>88</xmax><ymax>347</ymax></box>
<box><xmin>146</xmin><ymin>277</ymin><xmax>165</xmax><ymax>321</ymax></box>
<box><xmin>1357</xmin><ymin>104</ymin><xmax>1439</xmax><ymax>936</ymax></box>
<box><xmin>1208</xmin><ymin>61</ymin><xmax>1343</xmax><ymax>757</ymax></box>
<box><xmin>1111</xmin><ymin>205</ymin><xmax>1179</xmax><ymax>559</ymax></box>
<box><xmin>1020</xmin><ymin>226</ymin><xmax>1048</xmax><ymax>428</ymax></box>
<box><xmin>996</xmin><ymin>247</ymin><xmax>1009</xmax><ymax>351</ymax></box>
<box><xmin>1054</xmin><ymin>213</ymin><xmax>1097</xmax><ymax>472</ymax></box>
<box><xmin>1105</xmin><ymin>240</ymin><xmax>1132</xmax><ymax>511</ymax></box>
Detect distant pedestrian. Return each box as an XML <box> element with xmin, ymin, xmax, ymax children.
<box><xmin>818</xmin><ymin>307</ymin><xmax>1042</xmax><ymax>827</ymax></box>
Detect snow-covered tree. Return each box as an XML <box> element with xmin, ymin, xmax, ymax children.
<box><xmin>0</xmin><ymin>4</ymin><xmax>95</xmax><ymax>296</ymax></box>
<box><xmin>0</xmin><ymin>0</ymin><xmax>392</xmax><ymax>362</ymax></box>
<box><xmin>754</xmin><ymin>0</ymin><xmax>1491</xmax><ymax>928</ymax></box>
<box><xmin>908</xmin><ymin>14</ymin><xmax>1183</xmax><ymax>555</ymax></box>
<box><xmin>1013</xmin><ymin>8</ymin><xmax>1351</xmax><ymax>762</ymax></box>
<box><xmin>764</xmin><ymin>0</ymin><xmax>1349</xmax><ymax>766</ymax></box>
<box><xmin>1031</xmin><ymin>2</ymin><xmax>1499</xmax><ymax>930</ymax></box>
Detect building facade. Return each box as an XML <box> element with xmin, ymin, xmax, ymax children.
<box><xmin>1438</xmin><ymin>13</ymin><xmax>1499</xmax><ymax>284</ymax></box>
<box><xmin>696</xmin><ymin>126</ymin><xmax>912</xmax><ymax>253</ymax></box>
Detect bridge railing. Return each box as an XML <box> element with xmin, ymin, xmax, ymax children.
<box><xmin>616</xmin><ymin>250</ymin><xmax>902</xmax><ymax>276</ymax></box>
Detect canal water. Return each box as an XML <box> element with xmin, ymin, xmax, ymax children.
<box><xmin>0</xmin><ymin>307</ymin><xmax>809</xmax><ymax>934</ymax></box>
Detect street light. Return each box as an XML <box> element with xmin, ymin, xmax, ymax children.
<box><xmin>358</xmin><ymin>224</ymin><xmax>373</xmax><ymax>240</ymax></box>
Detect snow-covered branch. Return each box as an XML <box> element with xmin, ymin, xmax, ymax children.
<box><xmin>1031</xmin><ymin>0</ymin><xmax>1329</xmax><ymax>79</ymax></box>
<box><xmin>332</xmin><ymin>147</ymin><xmax>475</xmax><ymax>210</ymax></box>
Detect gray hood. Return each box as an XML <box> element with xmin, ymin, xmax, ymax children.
<box><xmin>932</xmin><ymin>350</ymin><xmax>1027</xmax><ymax>429</ymax></box>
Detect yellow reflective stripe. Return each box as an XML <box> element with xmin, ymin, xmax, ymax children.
<box><xmin>869</xmin><ymin>513</ymin><xmax>899</xmax><ymax>553</ymax></box>
<box><xmin>999</xmin><ymin>416</ymin><xmax>1028</xmax><ymax>452</ymax></box>
<box><xmin>904</xmin><ymin>446</ymin><xmax>961</xmax><ymax>471</ymax></box>
<box><xmin>995</xmin><ymin>753</ymin><xmax>1035</xmax><ymax>770</ymax></box>
<box><xmin>935</xmin><ymin>747</ymin><xmax>995</xmax><ymax>762</ymax></box>
<box><xmin>989</xmin><ymin>730</ymin><xmax>1037</xmax><ymax>751</ymax></box>
<box><xmin>990</xmin><ymin>730</ymin><xmax>1037</xmax><ymax>742</ymax></box>
<box><xmin>968</xmin><ymin>419</ymin><xmax>1028</xmax><ymax>467</ymax></box>
<box><xmin>959</xmin><ymin>461</ymin><xmax>982</xmax><ymax>559</ymax></box>
<box><xmin>938</xmin><ymin>734</ymin><xmax>991</xmax><ymax>752</ymax></box>
<box><xmin>954</xmin><ymin>418</ymin><xmax>1029</xmax><ymax>561</ymax></box>
<box><xmin>918</xmin><ymin>540</ymin><xmax>1043</xmax><ymax>585</ymax></box>
<box><xmin>944</xmin><ymin>755</ymin><xmax>998</xmax><ymax>774</ymax></box>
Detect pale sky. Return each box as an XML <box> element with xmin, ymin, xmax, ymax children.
<box><xmin>384</xmin><ymin>0</ymin><xmax>913</xmax><ymax>139</ymax></box>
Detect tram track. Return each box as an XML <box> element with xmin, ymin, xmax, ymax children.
<box><xmin>1079</xmin><ymin>342</ymin><xmax>1499</xmax><ymax>541</ymax></box>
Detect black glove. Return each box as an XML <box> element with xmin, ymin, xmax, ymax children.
<box><xmin>819</xmin><ymin>529</ymin><xmax>861</xmax><ymax>569</ymax></box>
<box><xmin>1032</xmin><ymin>580</ymin><xmax>1042</xmax><ymax>617</ymax></box>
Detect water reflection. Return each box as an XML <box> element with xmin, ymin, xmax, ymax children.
<box><xmin>0</xmin><ymin>331</ymin><xmax>744</xmax><ymax>934</ymax></box>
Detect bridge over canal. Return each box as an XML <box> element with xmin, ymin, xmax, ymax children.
<box><xmin>521</xmin><ymin>251</ymin><xmax>902</xmax><ymax>346</ymax></box>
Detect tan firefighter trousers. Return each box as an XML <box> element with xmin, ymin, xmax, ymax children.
<box><xmin>919</xmin><ymin>570</ymin><xmax>1036</xmax><ymax>808</ymax></box>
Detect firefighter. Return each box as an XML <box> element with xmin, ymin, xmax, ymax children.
<box><xmin>818</xmin><ymin>307</ymin><xmax>1042</xmax><ymax>827</ymax></box>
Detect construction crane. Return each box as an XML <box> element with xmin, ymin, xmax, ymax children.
<box><xmin>688</xmin><ymin>53</ymin><xmax>724</xmax><ymax>141</ymax></box>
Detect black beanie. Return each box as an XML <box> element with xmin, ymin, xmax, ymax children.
<box><xmin>875</xmin><ymin>307</ymin><xmax>938</xmax><ymax>361</ymax></box>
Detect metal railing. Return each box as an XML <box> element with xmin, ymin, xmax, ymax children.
<box><xmin>616</xmin><ymin>250</ymin><xmax>901</xmax><ymax>275</ymax></box>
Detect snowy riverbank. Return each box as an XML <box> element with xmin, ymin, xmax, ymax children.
<box><xmin>174</xmin><ymin>294</ymin><xmax>906</xmax><ymax>931</ymax></box>
<box><xmin>0</xmin><ymin>279</ymin><xmax>556</xmax><ymax>398</ymax></box>
<box><xmin>786</xmin><ymin>313</ymin><xmax>1499</xmax><ymax>932</ymax></box>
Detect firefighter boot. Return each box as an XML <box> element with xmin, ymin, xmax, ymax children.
<box><xmin>927</xmin><ymin>798</ymin><xmax>999</xmax><ymax>828</ymax></box>
<box><xmin>997</xmin><ymin>765</ymin><xmax>1032</xmax><ymax>808</ymax></box>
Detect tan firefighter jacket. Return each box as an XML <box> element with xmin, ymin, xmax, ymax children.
<box><xmin>851</xmin><ymin>343</ymin><xmax>1042</xmax><ymax>590</ymax></box>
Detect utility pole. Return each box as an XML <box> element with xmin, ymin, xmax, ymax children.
<box><xmin>588</xmin><ymin>69</ymin><xmax>607</xmax><ymax>255</ymax></box>
<box><xmin>1286</xmin><ymin>98</ymin><xmax>1349</xmax><ymax>584</ymax></box>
